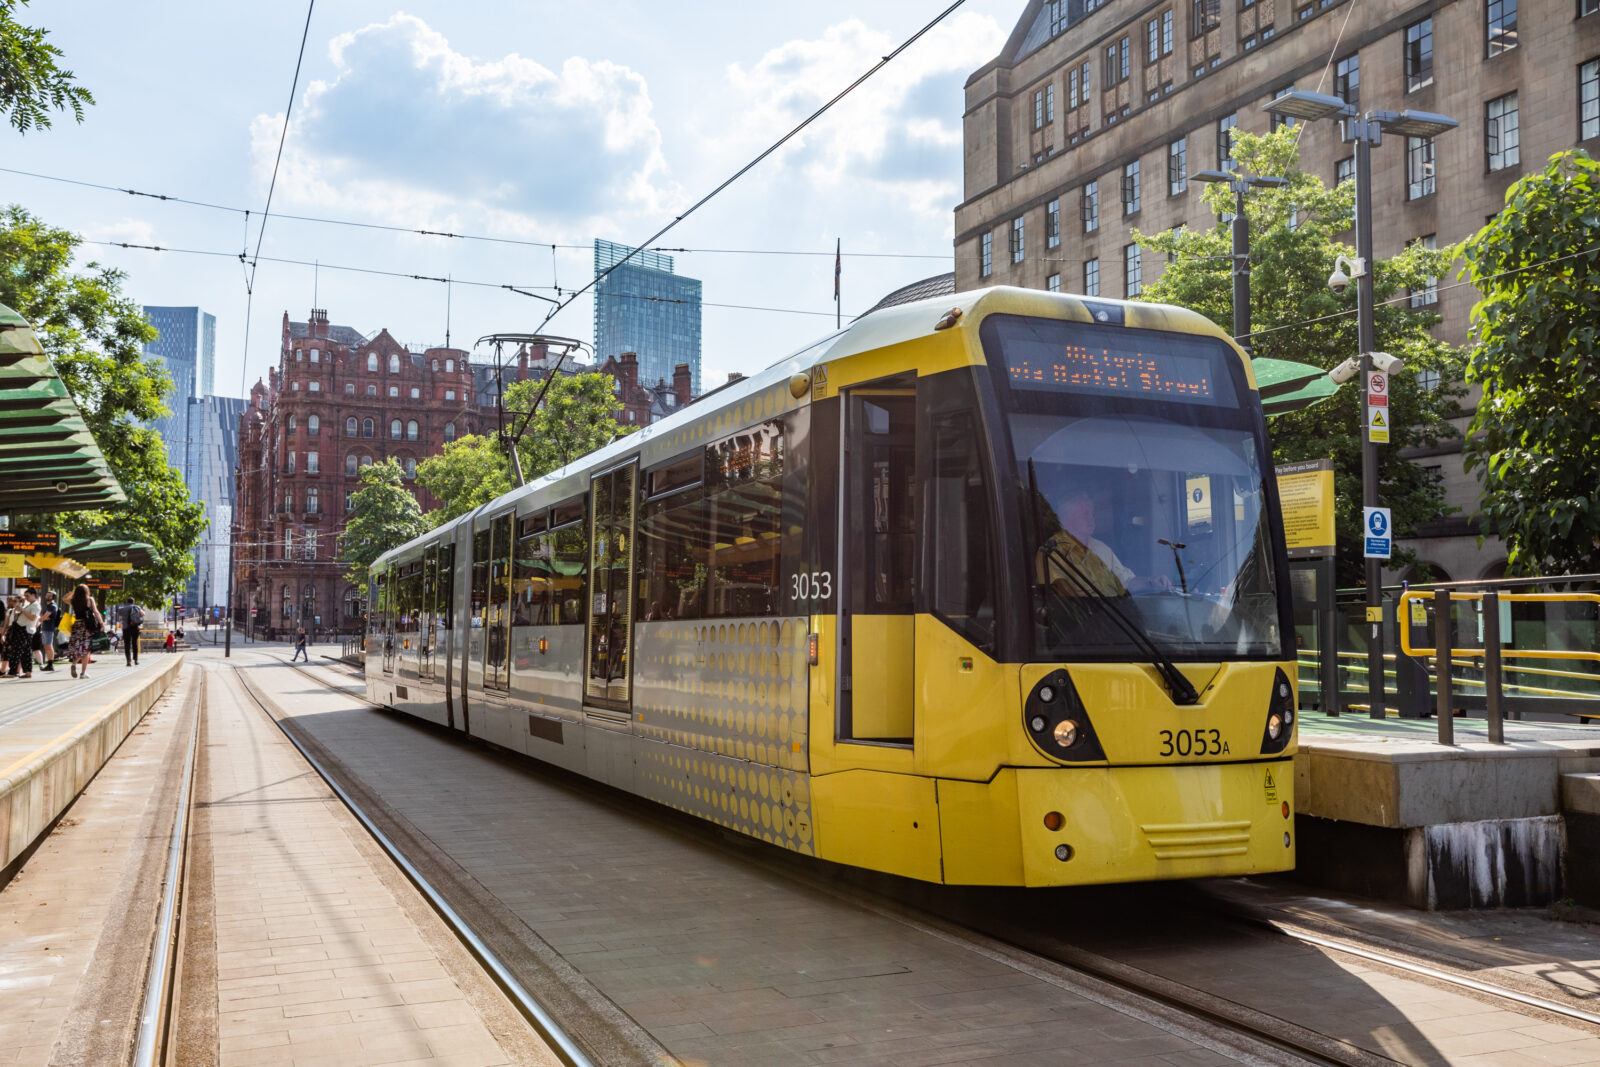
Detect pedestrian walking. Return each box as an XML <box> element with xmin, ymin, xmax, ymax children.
<box><xmin>119</xmin><ymin>597</ymin><xmax>144</xmax><ymax>666</ymax></box>
<box><xmin>17</xmin><ymin>589</ymin><xmax>41</xmax><ymax>678</ymax></box>
<box><xmin>67</xmin><ymin>583</ymin><xmax>102</xmax><ymax>679</ymax></box>
<box><xmin>291</xmin><ymin>628</ymin><xmax>309</xmax><ymax>662</ymax></box>
<box><xmin>163</xmin><ymin>630</ymin><xmax>175</xmax><ymax>653</ymax></box>
<box><xmin>1</xmin><ymin>595</ymin><xmax>25</xmax><ymax>677</ymax></box>
<box><xmin>37</xmin><ymin>590</ymin><xmax>59</xmax><ymax>671</ymax></box>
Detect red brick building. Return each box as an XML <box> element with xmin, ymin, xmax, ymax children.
<box><xmin>597</xmin><ymin>352</ymin><xmax>695</xmax><ymax>428</ymax></box>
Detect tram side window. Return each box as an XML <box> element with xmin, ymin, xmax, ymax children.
<box><xmin>927</xmin><ymin>402</ymin><xmax>998</xmax><ymax>652</ymax></box>
<box><xmin>641</xmin><ymin>454</ymin><xmax>708</xmax><ymax>621</ymax></box>
<box><xmin>398</xmin><ymin>564</ymin><xmax>422</xmax><ymax>633</ymax></box>
<box><xmin>514</xmin><ymin>512</ymin><xmax>553</xmax><ymax>625</ymax></box>
<box><xmin>371</xmin><ymin>573</ymin><xmax>387</xmax><ymax>634</ymax></box>
<box><xmin>549</xmin><ymin>501</ymin><xmax>589</xmax><ymax>624</ymax></box>
<box><xmin>849</xmin><ymin>393</ymin><xmax>917</xmax><ymax>614</ymax></box>
<box><xmin>471</xmin><ymin>528</ymin><xmax>490</xmax><ymax>626</ymax></box>
<box><xmin>706</xmin><ymin>422</ymin><xmax>788</xmax><ymax>618</ymax></box>
<box><xmin>437</xmin><ymin>544</ymin><xmax>455</xmax><ymax>629</ymax></box>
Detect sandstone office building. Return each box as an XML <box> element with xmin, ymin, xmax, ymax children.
<box><xmin>956</xmin><ymin>0</ymin><xmax>1600</xmax><ymax>581</ymax></box>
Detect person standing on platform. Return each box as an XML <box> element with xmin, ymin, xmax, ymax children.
<box><xmin>37</xmin><ymin>591</ymin><xmax>59</xmax><ymax>671</ymax></box>
<box><xmin>17</xmin><ymin>589</ymin><xmax>41</xmax><ymax>678</ymax></box>
<box><xmin>291</xmin><ymin>628</ymin><xmax>309</xmax><ymax>662</ymax></box>
<box><xmin>67</xmin><ymin>583</ymin><xmax>101</xmax><ymax>679</ymax></box>
<box><xmin>119</xmin><ymin>597</ymin><xmax>143</xmax><ymax>666</ymax></box>
<box><xmin>2</xmin><ymin>595</ymin><xmax>26</xmax><ymax>677</ymax></box>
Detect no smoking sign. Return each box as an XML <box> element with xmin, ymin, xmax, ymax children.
<box><xmin>1366</xmin><ymin>370</ymin><xmax>1388</xmax><ymax>406</ymax></box>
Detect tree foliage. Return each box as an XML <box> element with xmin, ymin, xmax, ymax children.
<box><xmin>0</xmin><ymin>0</ymin><xmax>92</xmax><ymax>132</ymax></box>
<box><xmin>417</xmin><ymin>372</ymin><xmax>624</xmax><ymax>524</ymax></box>
<box><xmin>341</xmin><ymin>459</ymin><xmax>429</xmax><ymax>593</ymax></box>
<box><xmin>1461</xmin><ymin>150</ymin><xmax>1600</xmax><ymax>576</ymax></box>
<box><xmin>0</xmin><ymin>206</ymin><xmax>204</xmax><ymax>603</ymax></box>
<box><xmin>1135</xmin><ymin>127</ymin><xmax>1465</xmax><ymax>584</ymax></box>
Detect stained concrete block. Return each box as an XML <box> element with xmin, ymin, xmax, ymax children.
<box><xmin>1562</xmin><ymin>773</ymin><xmax>1600</xmax><ymax>816</ymax></box>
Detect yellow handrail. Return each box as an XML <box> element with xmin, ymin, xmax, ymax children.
<box><xmin>1397</xmin><ymin>589</ymin><xmax>1600</xmax><ymax>661</ymax></box>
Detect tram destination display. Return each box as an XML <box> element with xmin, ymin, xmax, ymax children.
<box><xmin>985</xmin><ymin>316</ymin><xmax>1238</xmax><ymax>406</ymax></box>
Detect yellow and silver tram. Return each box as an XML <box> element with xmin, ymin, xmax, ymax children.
<box><xmin>368</xmin><ymin>286</ymin><xmax>1298</xmax><ymax>887</ymax></box>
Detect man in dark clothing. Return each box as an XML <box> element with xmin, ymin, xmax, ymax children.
<box><xmin>291</xmin><ymin>628</ymin><xmax>309</xmax><ymax>662</ymax></box>
<box><xmin>120</xmin><ymin>598</ymin><xmax>144</xmax><ymax>666</ymax></box>
<box><xmin>38</xmin><ymin>591</ymin><xmax>60</xmax><ymax>671</ymax></box>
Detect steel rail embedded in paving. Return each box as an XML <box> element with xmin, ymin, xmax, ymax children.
<box><xmin>228</xmin><ymin>665</ymin><xmax>596</xmax><ymax>1067</ymax></box>
<box><xmin>133</xmin><ymin>668</ymin><xmax>201</xmax><ymax>1067</ymax></box>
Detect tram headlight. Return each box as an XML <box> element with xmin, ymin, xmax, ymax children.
<box><xmin>1259</xmin><ymin>668</ymin><xmax>1296</xmax><ymax>755</ymax></box>
<box><xmin>1052</xmin><ymin>719</ymin><xmax>1079</xmax><ymax>748</ymax></box>
<box><xmin>1266</xmin><ymin>712</ymin><xmax>1284</xmax><ymax>741</ymax></box>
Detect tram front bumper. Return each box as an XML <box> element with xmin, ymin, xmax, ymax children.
<box><xmin>939</xmin><ymin>760</ymin><xmax>1295</xmax><ymax>887</ymax></box>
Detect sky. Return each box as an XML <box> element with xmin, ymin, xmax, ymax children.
<box><xmin>4</xmin><ymin>0</ymin><xmax>1023</xmax><ymax>397</ymax></box>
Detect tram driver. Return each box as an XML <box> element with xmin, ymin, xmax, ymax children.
<box><xmin>1041</xmin><ymin>489</ymin><xmax>1171</xmax><ymax>599</ymax></box>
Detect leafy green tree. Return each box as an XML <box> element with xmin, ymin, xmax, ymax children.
<box><xmin>0</xmin><ymin>0</ymin><xmax>92</xmax><ymax>132</ymax></box>
<box><xmin>417</xmin><ymin>372</ymin><xmax>623</xmax><ymax>523</ymax></box>
<box><xmin>1136</xmin><ymin>127</ymin><xmax>1465</xmax><ymax>584</ymax></box>
<box><xmin>341</xmin><ymin>459</ymin><xmax>429</xmax><ymax>594</ymax></box>
<box><xmin>1461</xmin><ymin>150</ymin><xmax>1600</xmax><ymax>576</ymax></box>
<box><xmin>0</xmin><ymin>206</ymin><xmax>203</xmax><ymax>603</ymax></box>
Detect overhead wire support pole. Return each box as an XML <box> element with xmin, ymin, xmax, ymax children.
<box><xmin>532</xmin><ymin>0</ymin><xmax>968</xmax><ymax>333</ymax></box>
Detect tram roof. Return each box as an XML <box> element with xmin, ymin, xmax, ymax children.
<box><xmin>372</xmin><ymin>287</ymin><xmax>1250</xmax><ymax>568</ymax></box>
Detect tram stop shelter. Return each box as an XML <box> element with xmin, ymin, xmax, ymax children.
<box><xmin>0</xmin><ymin>302</ymin><xmax>125</xmax><ymax>519</ymax></box>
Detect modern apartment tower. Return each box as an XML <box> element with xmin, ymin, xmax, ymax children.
<box><xmin>593</xmin><ymin>239</ymin><xmax>702</xmax><ymax>396</ymax></box>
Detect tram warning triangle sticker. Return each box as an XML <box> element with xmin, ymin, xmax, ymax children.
<box><xmin>1263</xmin><ymin>767</ymin><xmax>1279</xmax><ymax>804</ymax></box>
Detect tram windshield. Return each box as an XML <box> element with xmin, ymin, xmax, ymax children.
<box><xmin>982</xmin><ymin>314</ymin><xmax>1284</xmax><ymax>660</ymax></box>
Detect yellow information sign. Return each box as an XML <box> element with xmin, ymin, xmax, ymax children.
<box><xmin>88</xmin><ymin>561</ymin><xmax>134</xmax><ymax>571</ymax></box>
<box><xmin>1367</xmin><ymin>406</ymin><xmax>1390</xmax><ymax>443</ymax></box>
<box><xmin>0</xmin><ymin>554</ymin><xmax>24</xmax><ymax>579</ymax></box>
<box><xmin>1273</xmin><ymin>459</ymin><xmax>1335</xmax><ymax>558</ymax></box>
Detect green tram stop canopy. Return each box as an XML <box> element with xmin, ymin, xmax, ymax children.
<box><xmin>1252</xmin><ymin>356</ymin><xmax>1341</xmax><ymax>417</ymax></box>
<box><xmin>0</xmin><ymin>303</ymin><xmax>124</xmax><ymax>516</ymax></box>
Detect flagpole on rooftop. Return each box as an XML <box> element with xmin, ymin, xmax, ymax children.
<box><xmin>834</xmin><ymin>238</ymin><xmax>841</xmax><ymax>330</ymax></box>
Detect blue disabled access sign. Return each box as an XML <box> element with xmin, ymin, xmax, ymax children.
<box><xmin>1364</xmin><ymin>506</ymin><xmax>1392</xmax><ymax>559</ymax></box>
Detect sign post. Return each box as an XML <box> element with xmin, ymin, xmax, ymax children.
<box><xmin>1365</xmin><ymin>370</ymin><xmax>1389</xmax><ymax>444</ymax></box>
<box><xmin>1363</xmin><ymin>506</ymin><xmax>1392</xmax><ymax>560</ymax></box>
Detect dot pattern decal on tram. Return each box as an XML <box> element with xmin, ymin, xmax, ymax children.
<box><xmin>633</xmin><ymin>617</ymin><xmax>814</xmax><ymax>854</ymax></box>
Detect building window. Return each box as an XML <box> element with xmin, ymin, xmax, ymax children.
<box><xmin>366</xmin><ymin>353</ymin><xmax>378</xmax><ymax>372</ymax></box>
<box><xmin>287</xmin><ymin>414</ymin><xmax>296</xmax><ymax>432</ymax></box>
<box><xmin>362</xmin><ymin>417</ymin><xmax>374</xmax><ymax>438</ymax></box>
<box><xmin>1010</xmin><ymin>217</ymin><xmax>1026</xmax><ymax>263</ymax></box>
<box><xmin>431</xmin><ymin>359</ymin><xmax>439</xmax><ymax>372</ymax></box>
<box><xmin>1046</xmin><ymin>0</ymin><xmax>1067</xmax><ymax>36</ymax></box>
<box><xmin>346</xmin><ymin>454</ymin><xmax>358</xmax><ymax>476</ymax></box>
<box><xmin>344</xmin><ymin>382</ymin><xmax>355</xmax><ymax>395</ymax></box>
<box><xmin>1124</xmin><ymin>244</ymin><xmax>1143</xmax><ymax>297</ymax></box>
<box><xmin>407</xmin><ymin>386</ymin><xmax>418</xmax><ymax>399</ymax></box>
<box><xmin>307</xmin><ymin>487</ymin><xmax>319</xmax><ymax>514</ymax></box>
<box><xmin>307</xmin><ymin>451</ymin><xmax>319</xmax><ymax>474</ymax></box>
<box><xmin>310</xmin><ymin>348</ymin><xmax>320</xmax><ymax>364</ymax></box>
<box><xmin>1046</xmin><ymin>199</ymin><xmax>1061</xmax><ymax>249</ymax></box>
<box><xmin>1407</xmin><ymin>136</ymin><xmax>1436</xmax><ymax>199</ymax></box>
<box><xmin>1147</xmin><ymin>10</ymin><xmax>1173</xmax><ymax>61</ymax></box>
<box><xmin>1046</xmin><ymin>84</ymin><xmax>1055</xmax><ymax>123</ymax></box>
<box><xmin>388</xmin><ymin>353</ymin><xmax>400</xmax><ymax>373</ymax></box>
<box><xmin>1191</xmin><ymin>0</ymin><xmax>1220</xmax><ymax>35</ymax></box>
<box><xmin>1168</xmin><ymin>138</ymin><xmax>1187</xmax><ymax>194</ymax></box>
<box><xmin>1122</xmin><ymin>160</ymin><xmax>1141</xmax><ymax>215</ymax></box>
<box><xmin>286</xmin><ymin>450</ymin><xmax>295</xmax><ymax>473</ymax></box>
<box><xmin>1487</xmin><ymin>0</ymin><xmax>1517</xmax><ymax>56</ymax></box>
<box><xmin>388</xmin><ymin>385</ymin><xmax>398</xmax><ymax>398</ymax></box>
<box><xmin>345</xmin><ymin>490</ymin><xmax>355</xmax><ymax>513</ymax></box>
<box><xmin>405</xmin><ymin>457</ymin><xmax>417</xmax><ymax>479</ymax></box>
<box><xmin>1047</xmin><ymin>273</ymin><xmax>1061</xmax><ymax>292</ymax></box>
<box><xmin>1082</xmin><ymin>180</ymin><xmax>1099</xmax><ymax>232</ymax></box>
<box><xmin>1084</xmin><ymin>258</ymin><xmax>1100</xmax><ymax>296</ymax></box>
<box><xmin>1409</xmin><ymin>234</ymin><xmax>1439</xmax><ymax>307</ymax></box>
<box><xmin>406</xmin><ymin>419</ymin><xmax>419</xmax><ymax>441</ymax></box>
<box><xmin>391</xmin><ymin>419</ymin><xmax>402</xmax><ymax>439</ymax></box>
<box><xmin>307</xmin><ymin>414</ymin><xmax>319</xmax><ymax>434</ymax></box>
<box><xmin>1218</xmin><ymin>113</ymin><xmax>1237</xmax><ymax>169</ymax></box>
<box><xmin>1068</xmin><ymin>66</ymin><xmax>1080</xmax><ymax>108</ymax></box>
<box><xmin>295</xmin><ymin>348</ymin><xmax>303</xmax><ymax>362</ymax></box>
<box><xmin>366</xmin><ymin>384</ymin><xmax>377</xmax><ymax>396</ymax></box>
<box><xmin>1033</xmin><ymin>88</ymin><xmax>1047</xmax><ymax>129</ymax></box>
<box><xmin>446</xmin><ymin>358</ymin><xmax>455</xmax><ymax>373</ymax></box>
<box><xmin>1104</xmin><ymin>37</ymin><xmax>1130</xmax><ymax>89</ymax></box>
<box><xmin>1487</xmin><ymin>92</ymin><xmax>1520</xmax><ymax>171</ymax></box>
<box><xmin>360</xmin><ymin>455</ymin><xmax>373</xmax><ymax>467</ymax></box>
<box><xmin>1583</xmin><ymin>59</ymin><xmax>1600</xmax><ymax>140</ymax></box>
<box><xmin>1335</xmin><ymin>157</ymin><xmax>1355</xmax><ymax>186</ymax></box>
<box><xmin>1583</xmin><ymin>0</ymin><xmax>1599</xmax><ymax>16</ymax></box>
<box><xmin>1405</xmin><ymin>18</ymin><xmax>1433</xmax><ymax>91</ymax></box>
<box><xmin>281</xmin><ymin>585</ymin><xmax>291</xmax><ymax>619</ymax></box>
<box><xmin>1334</xmin><ymin>53</ymin><xmax>1359</xmax><ymax>110</ymax></box>
<box><xmin>444</xmin><ymin>422</ymin><xmax>456</xmax><ymax>442</ymax></box>
<box><xmin>345</xmin><ymin>416</ymin><xmax>357</xmax><ymax>437</ymax></box>
<box><xmin>308</xmin><ymin>380</ymin><xmax>320</xmax><ymax>393</ymax></box>
<box><xmin>291</xmin><ymin>381</ymin><xmax>299</xmax><ymax>392</ymax></box>
<box><xmin>980</xmin><ymin>232</ymin><xmax>993</xmax><ymax>278</ymax></box>
<box><xmin>445</xmin><ymin>389</ymin><xmax>456</xmax><ymax>401</ymax></box>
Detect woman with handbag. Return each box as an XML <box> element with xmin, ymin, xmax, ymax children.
<box><xmin>2</xmin><ymin>595</ymin><xmax>22</xmax><ymax>677</ymax></box>
<box><xmin>67</xmin><ymin>583</ymin><xmax>102</xmax><ymax>679</ymax></box>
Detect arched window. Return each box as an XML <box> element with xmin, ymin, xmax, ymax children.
<box><xmin>362</xmin><ymin>418</ymin><xmax>374</xmax><ymax>438</ymax></box>
<box><xmin>366</xmin><ymin>353</ymin><xmax>378</xmax><ymax>372</ymax></box>
<box><xmin>444</xmin><ymin>422</ymin><xmax>456</xmax><ymax>442</ymax></box>
<box><xmin>295</xmin><ymin>349</ymin><xmax>303</xmax><ymax>362</ymax></box>
<box><xmin>287</xmin><ymin>415</ymin><xmax>296</xmax><ymax>432</ymax></box>
<box><xmin>310</xmin><ymin>348</ymin><xmax>320</xmax><ymax>364</ymax></box>
<box><xmin>406</xmin><ymin>419</ymin><xmax>418</xmax><ymax>441</ymax></box>
<box><xmin>281</xmin><ymin>585</ymin><xmax>292</xmax><ymax>619</ymax></box>
<box><xmin>283</xmin><ymin>489</ymin><xmax>294</xmax><ymax>511</ymax></box>
<box><xmin>389</xmin><ymin>354</ymin><xmax>400</xmax><ymax>373</ymax></box>
<box><xmin>344</xmin><ymin>382</ymin><xmax>355</xmax><ymax>395</ymax></box>
<box><xmin>303</xmin><ymin>584</ymin><xmax>317</xmax><ymax>620</ymax></box>
<box><xmin>389</xmin><ymin>385</ymin><xmax>399</xmax><ymax>398</ymax></box>
<box><xmin>360</xmin><ymin>455</ymin><xmax>373</xmax><ymax>467</ymax></box>
<box><xmin>446</xmin><ymin>358</ymin><xmax>455</xmax><ymax>373</ymax></box>
<box><xmin>410</xmin><ymin>387</ymin><xmax>420</xmax><ymax>399</ymax></box>
<box><xmin>366</xmin><ymin>384</ymin><xmax>377</xmax><ymax>396</ymax></box>
<box><xmin>390</xmin><ymin>419</ymin><xmax>402</xmax><ymax>439</ymax></box>
<box><xmin>431</xmin><ymin>360</ymin><xmax>438</xmax><ymax>372</ymax></box>
<box><xmin>307</xmin><ymin>487</ymin><xmax>320</xmax><ymax>514</ymax></box>
<box><xmin>345</xmin><ymin>454</ymin><xmax>358</xmax><ymax>476</ymax></box>
<box><xmin>404</xmin><ymin>457</ymin><xmax>417</xmax><ymax>478</ymax></box>
<box><xmin>345</xmin><ymin>417</ymin><xmax>357</xmax><ymax>437</ymax></box>
<box><xmin>307</xmin><ymin>414</ymin><xmax>319</xmax><ymax>434</ymax></box>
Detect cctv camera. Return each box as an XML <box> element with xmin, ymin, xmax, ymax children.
<box><xmin>1327</xmin><ymin>267</ymin><xmax>1349</xmax><ymax>294</ymax></box>
<box><xmin>1370</xmin><ymin>351</ymin><xmax>1405</xmax><ymax>375</ymax></box>
<box><xmin>1328</xmin><ymin>357</ymin><xmax>1361</xmax><ymax>385</ymax></box>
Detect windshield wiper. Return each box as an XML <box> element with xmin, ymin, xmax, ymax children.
<box><xmin>1042</xmin><ymin>541</ymin><xmax>1200</xmax><ymax>706</ymax></box>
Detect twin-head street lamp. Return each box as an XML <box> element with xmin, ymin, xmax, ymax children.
<box><xmin>1263</xmin><ymin>89</ymin><xmax>1457</xmax><ymax>721</ymax></box>
<box><xmin>1191</xmin><ymin>169</ymin><xmax>1289</xmax><ymax>353</ymax></box>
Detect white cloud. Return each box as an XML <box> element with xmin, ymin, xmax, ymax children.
<box><xmin>251</xmin><ymin>13</ymin><xmax>677</xmax><ymax>241</ymax></box>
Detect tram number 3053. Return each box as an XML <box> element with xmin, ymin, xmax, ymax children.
<box><xmin>792</xmin><ymin>570</ymin><xmax>833</xmax><ymax>601</ymax></box>
<box><xmin>1158</xmin><ymin>729</ymin><xmax>1230</xmax><ymax>757</ymax></box>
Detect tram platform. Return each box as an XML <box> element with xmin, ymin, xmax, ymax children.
<box><xmin>0</xmin><ymin>651</ymin><xmax>182</xmax><ymax>878</ymax></box>
<box><xmin>1291</xmin><ymin>712</ymin><xmax>1600</xmax><ymax>909</ymax></box>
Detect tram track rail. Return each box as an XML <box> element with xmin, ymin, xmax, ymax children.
<box><xmin>270</xmin><ymin>654</ymin><xmax>1600</xmax><ymax>1064</ymax></box>
<box><xmin>228</xmin><ymin>662</ymin><xmax>598</xmax><ymax>1067</ymax></box>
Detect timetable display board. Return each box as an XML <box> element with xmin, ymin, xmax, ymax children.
<box><xmin>984</xmin><ymin>316</ymin><xmax>1239</xmax><ymax>407</ymax></box>
<box><xmin>0</xmin><ymin>531</ymin><xmax>58</xmax><ymax>553</ymax></box>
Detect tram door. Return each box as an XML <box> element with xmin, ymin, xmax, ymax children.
<box><xmin>420</xmin><ymin>545</ymin><xmax>438</xmax><ymax>681</ymax></box>
<box><xmin>840</xmin><ymin>385</ymin><xmax>917</xmax><ymax>743</ymax></box>
<box><xmin>482</xmin><ymin>514</ymin><xmax>513</xmax><ymax>690</ymax></box>
<box><xmin>585</xmin><ymin>464</ymin><xmax>638</xmax><ymax>707</ymax></box>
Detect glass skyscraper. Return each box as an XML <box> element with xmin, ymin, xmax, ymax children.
<box><xmin>182</xmin><ymin>395</ymin><xmax>246</xmax><ymax>611</ymax></box>
<box><xmin>142</xmin><ymin>305</ymin><xmax>216</xmax><ymax>459</ymax></box>
<box><xmin>593</xmin><ymin>239</ymin><xmax>702</xmax><ymax>396</ymax></box>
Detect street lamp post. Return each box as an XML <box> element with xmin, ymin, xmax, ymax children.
<box><xmin>1191</xmin><ymin>169</ymin><xmax>1290</xmax><ymax>352</ymax></box>
<box><xmin>1264</xmin><ymin>90</ymin><xmax>1456</xmax><ymax>721</ymax></box>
